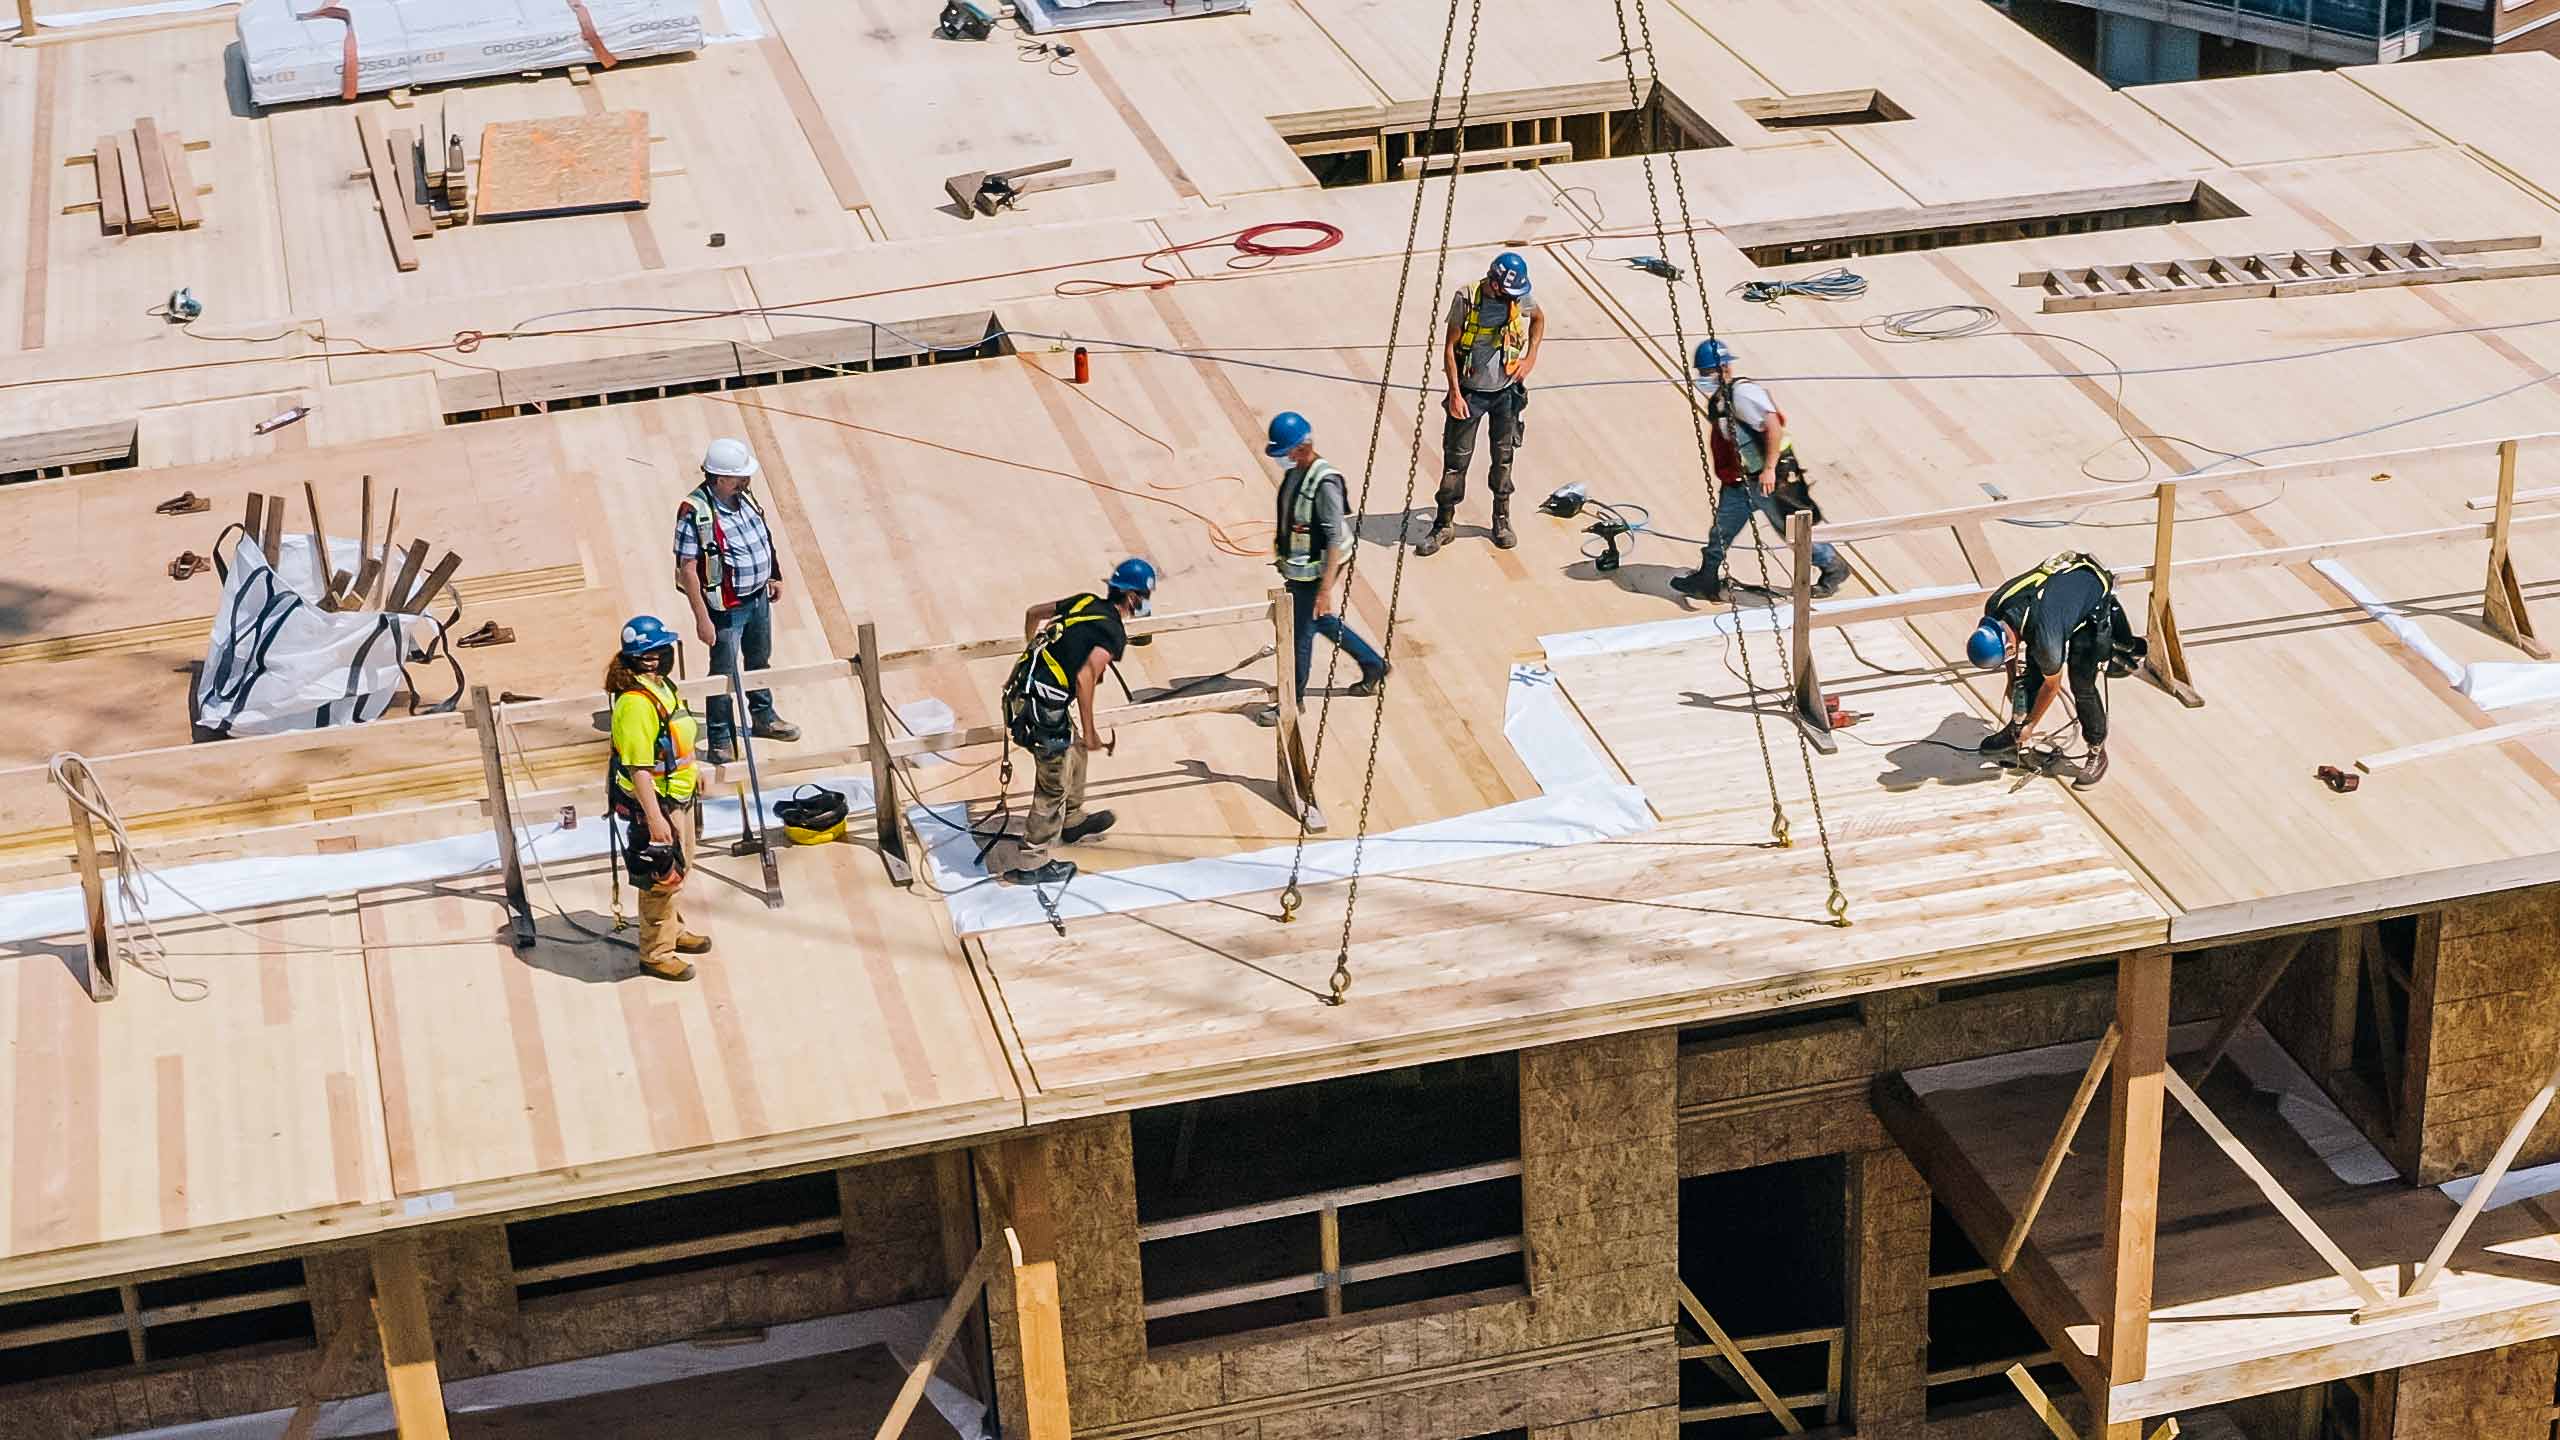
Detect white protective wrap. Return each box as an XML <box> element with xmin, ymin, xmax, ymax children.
<box><xmin>235</xmin><ymin>0</ymin><xmax>703</xmax><ymax>107</ymax></box>
<box><xmin>193</xmin><ymin>533</ymin><xmax>446</xmax><ymax>738</ymax></box>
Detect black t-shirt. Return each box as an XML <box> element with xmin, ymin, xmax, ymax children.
<box><xmin>1989</xmin><ymin>565</ymin><xmax>2107</xmax><ymax>677</ymax></box>
<box><xmin>1042</xmin><ymin>594</ymin><xmax>1127</xmax><ymax>692</ymax></box>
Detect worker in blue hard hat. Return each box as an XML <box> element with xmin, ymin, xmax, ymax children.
<box><xmin>1673</xmin><ymin>340</ymin><xmax>1850</xmax><ymax>603</ymax></box>
<box><xmin>1969</xmin><ymin>553</ymin><xmax>2127</xmax><ymax>789</ymax></box>
<box><xmin>607</xmin><ymin>615</ymin><xmax>710</xmax><ymax>981</ymax></box>
<box><xmin>1266</xmin><ymin>412</ymin><xmax>1387</xmax><ymax>707</ymax></box>
<box><xmin>1423</xmin><ymin>251</ymin><xmax>1546</xmax><ymax>557</ymax></box>
<box><xmin>1001</xmin><ymin>558</ymin><xmax>1157</xmax><ymax>886</ymax></box>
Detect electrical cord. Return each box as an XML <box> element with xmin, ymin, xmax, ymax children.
<box><xmin>1733</xmin><ymin>266</ymin><xmax>1869</xmax><ymax>306</ymax></box>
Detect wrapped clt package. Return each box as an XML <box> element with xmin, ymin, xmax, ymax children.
<box><xmin>236</xmin><ymin>0</ymin><xmax>704</xmax><ymax>108</ymax></box>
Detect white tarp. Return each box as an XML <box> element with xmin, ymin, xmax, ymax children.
<box><xmin>235</xmin><ymin>0</ymin><xmax>703</xmax><ymax>107</ymax></box>
<box><xmin>194</xmin><ymin>532</ymin><xmax>446</xmax><ymax>738</ymax></box>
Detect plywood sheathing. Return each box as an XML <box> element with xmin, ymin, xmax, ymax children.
<box><xmin>2388</xmin><ymin>1337</ymin><xmax>2560</xmax><ymax>1440</ymax></box>
<box><xmin>2414</xmin><ymin>888</ymin><xmax>2560</xmax><ymax>1184</ymax></box>
<box><xmin>474</xmin><ymin>111</ymin><xmax>651</xmax><ymax>222</ymax></box>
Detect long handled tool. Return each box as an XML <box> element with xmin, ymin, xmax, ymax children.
<box><xmin>721</xmin><ymin>657</ymin><xmax>784</xmax><ymax>907</ymax></box>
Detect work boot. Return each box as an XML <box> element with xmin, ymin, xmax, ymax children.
<box><xmin>1811</xmin><ymin>564</ymin><xmax>1850</xmax><ymax>599</ymax></box>
<box><xmin>1669</xmin><ymin>569</ymin><xmax>1727</xmax><ymax>601</ymax></box>
<box><xmin>1491</xmin><ymin>500</ymin><xmax>1517</xmax><ymax>550</ymax></box>
<box><xmin>1061</xmin><ymin>811</ymin><xmax>1117</xmax><ymax>844</ymax></box>
<box><xmin>639</xmin><ymin>953</ymin><xmax>697</xmax><ymax>982</ymax></box>
<box><xmin>751</xmin><ymin>717</ymin><xmax>802</xmax><ymax>742</ymax></box>
<box><xmin>1004</xmin><ymin>859</ymin><xmax>1077</xmax><ymax>887</ymax></box>
<box><xmin>1347</xmin><ymin>662</ymin><xmax>1391</xmax><ymax>697</ymax></box>
<box><xmin>675</xmin><ymin>931</ymin><xmax>712</xmax><ymax>955</ymax></box>
<box><xmin>704</xmin><ymin>736</ymin><xmax>736</xmax><ymax>766</ymax></box>
<box><xmin>1979</xmin><ymin>723</ymin><xmax>2021</xmax><ymax>754</ymax></box>
<box><xmin>2075</xmin><ymin>746</ymin><xmax>2110</xmax><ymax>789</ymax></box>
<box><xmin>1414</xmin><ymin>502</ymin><xmax>1456</xmax><ymax>557</ymax></box>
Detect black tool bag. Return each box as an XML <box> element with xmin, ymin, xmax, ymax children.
<box><xmin>1002</xmin><ymin>644</ymin><xmax>1076</xmax><ymax>760</ymax></box>
<box><xmin>1766</xmin><ymin>451</ymin><xmax>1825</xmax><ymax>527</ymax></box>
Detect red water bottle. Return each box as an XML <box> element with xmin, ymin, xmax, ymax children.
<box><xmin>1072</xmin><ymin>346</ymin><xmax>1091</xmax><ymax>384</ymax></box>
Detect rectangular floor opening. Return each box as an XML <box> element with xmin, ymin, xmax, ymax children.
<box><xmin>1275</xmin><ymin>80</ymin><xmax>1727</xmax><ymax>188</ymax></box>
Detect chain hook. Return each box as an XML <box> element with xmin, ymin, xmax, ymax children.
<box><xmin>1322</xmin><ymin>951</ymin><xmax>1353</xmax><ymax>1006</ymax></box>
<box><xmin>1279</xmin><ymin>882</ymin><xmax>1303</xmax><ymax>923</ymax></box>
<box><xmin>1769</xmin><ymin>809</ymin><xmax>1792</xmax><ymax>849</ymax></box>
<box><xmin>1825</xmin><ymin>884</ymin><xmax>1851</xmax><ymax>928</ymax></box>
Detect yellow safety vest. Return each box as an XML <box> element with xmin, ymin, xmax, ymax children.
<box><xmin>1275</xmin><ymin>459</ymin><xmax>1341</xmax><ymax>584</ymax></box>
<box><xmin>1454</xmin><ymin>281</ymin><xmax>1532</xmax><ymax>374</ymax></box>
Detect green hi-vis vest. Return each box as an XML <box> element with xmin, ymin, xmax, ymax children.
<box><xmin>1275</xmin><ymin>459</ymin><xmax>1343</xmax><ymax>584</ymax></box>
<box><xmin>1455</xmin><ymin>281</ymin><xmax>1532</xmax><ymax>373</ymax></box>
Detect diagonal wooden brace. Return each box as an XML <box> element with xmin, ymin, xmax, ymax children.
<box><xmin>2163</xmin><ymin>1069</ymin><xmax>2390</xmax><ymax>1310</ymax></box>
<box><xmin>2002</xmin><ymin>1025</ymin><xmax>2118</xmax><ymax>1272</ymax></box>
<box><xmin>2483</xmin><ymin>439</ymin><xmax>2550</xmax><ymax>659</ymax></box>
<box><xmin>2143</xmin><ymin>484</ymin><xmax>2204</xmax><ymax>707</ymax></box>
<box><xmin>1679</xmin><ymin>1279</ymin><xmax>1805</xmax><ymax>1434</ymax></box>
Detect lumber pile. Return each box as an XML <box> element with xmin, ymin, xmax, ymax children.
<box><xmin>71</xmin><ymin>118</ymin><xmax>209</xmax><ymax>236</ymax></box>
<box><xmin>240</xmin><ymin>478</ymin><xmax>459</xmax><ymax>615</ymax></box>
<box><xmin>352</xmin><ymin>108</ymin><xmax>475</xmax><ymax>273</ymax></box>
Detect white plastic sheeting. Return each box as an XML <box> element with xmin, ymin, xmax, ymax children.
<box><xmin>105</xmin><ymin>1303</ymin><xmax>984</xmax><ymax>1440</ymax></box>
<box><xmin>235</xmin><ymin>0</ymin><xmax>703</xmax><ymax>107</ymax></box>
<box><xmin>2313</xmin><ymin>558</ymin><xmax>2560</xmax><ymax>711</ymax></box>
<box><xmin>194</xmin><ymin>532</ymin><xmax>447</xmax><ymax>739</ymax></box>
<box><xmin>2443</xmin><ymin>1157</ymin><xmax>2560</xmax><ymax>1212</ymax></box>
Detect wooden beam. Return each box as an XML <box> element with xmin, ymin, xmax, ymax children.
<box><xmin>356</xmin><ymin>110</ymin><xmax>421</xmax><ymax>272</ymax></box>
<box><xmin>2142</xmin><ymin>484</ymin><xmax>2201</xmax><ymax>707</ymax></box>
<box><xmin>2001</xmin><ymin>1025</ymin><xmax>2118</xmax><ymax>1273</ymax></box>
<box><xmin>1790</xmin><ymin>512</ymin><xmax>1836</xmax><ymax>755</ymax></box>
<box><xmin>855</xmin><ymin>620</ymin><xmax>912</xmax><ymax>886</ymax></box>
<box><xmin>469</xmin><ymin>686</ymin><xmax>536</xmax><ymax>950</ymax></box>
<box><xmin>874</xmin><ymin>1243</ymin><xmax>1002</xmax><ymax>1440</ymax></box>
<box><xmin>2187</xmin><ymin>931</ymin><xmax>2310</xmax><ymax>1085</ymax></box>
<box><xmin>2161</xmin><ymin>1068</ymin><xmax>2390</xmax><ymax>1309</ymax></box>
<box><xmin>2483</xmin><ymin>439</ymin><xmax>2549</xmax><ymax>659</ymax></box>
<box><xmin>981</xmin><ymin>1138</ymin><xmax>1071</xmax><ymax>1440</ymax></box>
<box><xmin>62</xmin><ymin>762</ymin><xmax>117</xmax><ymax>1002</ymax></box>
<box><xmin>926</xmin><ymin>1150</ymin><xmax>990</xmax><ymax>1401</ymax></box>
<box><xmin>1270</xmin><ymin>588</ymin><xmax>1320</xmax><ymax>831</ymax></box>
<box><xmin>1678</xmin><ymin>1279</ymin><xmax>1805</xmax><ymax>1434</ymax></box>
<box><xmin>2100</xmin><ymin>951</ymin><xmax>2170</xmax><ymax>1385</ymax></box>
<box><xmin>369</xmin><ymin>1240</ymin><xmax>450</xmax><ymax>1440</ymax></box>
<box><xmin>1399</xmin><ymin>140</ymin><xmax>1575</xmax><ymax>175</ymax></box>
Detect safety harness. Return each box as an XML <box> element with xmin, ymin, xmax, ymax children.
<box><xmin>680</xmin><ymin>483</ymin><xmax>771</xmax><ymax>614</ymax></box>
<box><xmin>1275</xmin><ymin>459</ymin><xmax>1344</xmax><ymax>584</ymax></box>
<box><xmin>1992</xmin><ymin>551</ymin><xmax>2147</xmax><ymax>687</ymax></box>
<box><xmin>1003</xmin><ymin>595</ymin><xmax>1114</xmax><ymax>760</ymax></box>
<box><xmin>605</xmin><ymin>676</ymin><xmax>695</xmax><ymax>892</ymax></box>
<box><xmin>1453</xmin><ymin>281</ymin><xmax>1532</xmax><ymax>377</ymax></box>
<box><xmin>1705</xmin><ymin>375</ymin><xmax>1800</xmax><ymax>479</ymax></box>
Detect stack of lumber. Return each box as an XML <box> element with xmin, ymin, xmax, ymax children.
<box><xmin>75</xmin><ymin>117</ymin><xmax>207</xmax><ymax>236</ymax></box>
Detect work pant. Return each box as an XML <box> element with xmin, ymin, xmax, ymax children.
<box><xmin>1019</xmin><ymin>742</ymin><xmax>1090</xmax><ymax>868</ymax></box>
<box><xmin>1288</xmin><ymin>579</ymin><xmax>1384</xmax><ymax>698</ymax></box>
<box><xmin>2023</xmin><ymin>642</ymin><xmax>2109</xmax><ymax>746</ymax></box>
<box><xmin>1701</xmin><ymin>483</ymin><xmax>1844</xmax><ymax>586</ymax></box>
<box><xmin>1437</xmin><ymin>383</ymin><xmax>1527</xmax><ymax>509</ymax></box>
<box><xmin>705</xmin><ymin>595</ymin><xmax>782</xmax><ymax>744</ymax></box>
<box><xmin>634</xmin><ymin>800</ymin><xmax>696</xmax><ymax>971</ymax></box>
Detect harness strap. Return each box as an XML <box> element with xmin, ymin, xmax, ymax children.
<box><xmin>297</xmin><ymin>5</ymin><xmax>361</xmax><ymax>101</ymax></box>
<box><xmin>565</xmin><ymin>0</ymin><xmax>620</xmax><ymax>68</ymax></box>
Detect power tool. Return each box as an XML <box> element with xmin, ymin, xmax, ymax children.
<box><xmin>938</xmin><ymin>0</ymin><xmax>994</xmax><ymax>40</ymax></box>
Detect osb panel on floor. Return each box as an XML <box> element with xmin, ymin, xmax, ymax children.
<box><xmin>475</xmin><ymin>112</ymin><xmax>653</xmax><ymax>222</ymax></box>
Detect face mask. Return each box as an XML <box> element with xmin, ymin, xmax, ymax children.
<box><xmin>1131</xmin><ymin>595</ymin><xmax>1152</xmax><ymax>618</ymax></box>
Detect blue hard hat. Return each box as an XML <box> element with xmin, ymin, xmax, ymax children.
<box><xmin>620</xmin><ymin>614</ymin><xmax>678</xmax><ymax>658</ymax></box>
<box><xmin>1694</xmin><ymin>339</ymin><xmax>1737</xmax><ymax>373</ymax></box>
<box><xmin>1265</xmin><ymin>411</ymin><xmax>1313</xmax><ymax>457</ymax></box>
<box><xmin>1967</xmin><ymin>619</ymin><xmax>2008</xmax><ymax>669</ymax></box>
<box><xmin>1489</xmin><ymin>251</ymin><xmax>1531</xmax><ymax>298</ymax></box>
<box><xmin>1109</xmin><ymin>557</ymin><xmax>1157</xmax><ymax>596</ymax></box>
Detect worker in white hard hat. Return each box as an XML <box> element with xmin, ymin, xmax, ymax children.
<box><xmin>675</xmin><ymin>438</ymin><xmax>800</xmax><ymax>764</ymax></box>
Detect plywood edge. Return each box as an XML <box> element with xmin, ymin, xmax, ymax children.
<box><xmin>1017</xmin><ymin>912</ymin><xmax>2171</xmax><ymax>1126</ymax></box>
<box><xmin>2169</xmin><ymin>845</ymin><xmax>2560</xmax><ymax>945</ymax></box>
<box><xmin>1872</xmin><ymin>1072</ymin><xmax>2109</xmax><ymax>1402</ymax></box>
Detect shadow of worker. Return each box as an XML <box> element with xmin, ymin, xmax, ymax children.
<box><xmin>1874</xmin><ymin>714</ymin><xmax>2015</xmax><ymax>794</ymax></box>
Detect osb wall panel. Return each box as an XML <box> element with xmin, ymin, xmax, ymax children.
<box><xmin>1532</xmin><ymin>1405</ymin><xmax>1679</xmax><ymax>1439</ymax></box>
<box><xmin>2418</xmin><ymin>888</ymin><xmax>2560</xmax><ymax>1184</ymax></box>
<box><xmin>3</xmin><ymin>1157</ymin><xmax>945</xmax><ymax>1438</ymax></box>
<box><xmin>2390</xmin><ymin>1337</ymin><xmax>2560</xmax><ymax>1440</ymax></box>
<box><xmin>1848</xmin><ymin>1149</ymin><xmax>1931</xmax><ymax>1440</ymax></box>
<box><xmin>985</xmin><ymin>1033</ymin><xmax>1681</xmax><ymax>1440</ymax></box>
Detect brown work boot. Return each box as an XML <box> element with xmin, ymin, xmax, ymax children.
<box><xmin>2074</xmin><ymin>745</ymin><xmax>2109</xmax><ymax>789</ymax></box>
<box><xmin>1414</xmin><ymin>502</ymin><xmax>1456</xmax><ymax>557</ymax></box>
<box><xmin>675</xmin><ymin>931</ymin><xmax>712</xmax><ymax>955</ymax></box>
<box><xmin>640</xmin><ymin>952</ymin><xmax>697</xmax><ymax>982</ymax></box>
<box><xmin>1491</xmin><ymin>500</ymin><xmax>1516</xmax><ymax>550</ymax></box>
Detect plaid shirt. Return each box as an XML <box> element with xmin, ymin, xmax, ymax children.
<box><xmin>673</xmin><ymin>486</ymin><xmax>776</xmax><ymax>606</ymax></box>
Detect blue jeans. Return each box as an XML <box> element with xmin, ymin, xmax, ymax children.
<box><xmin>1289</xmin><ymin>579</ymin><xmax>1383</xmax><ymax>697</ymax></box>
<box><xmin>704</xmin><ymin>595</ymin><xmax>781</xmax><ymax>743</ymax></box>
<box><xmin>1702</xmin><ymin>484</ymin><xmax>1842</xmax><ymax>584</ymax></box>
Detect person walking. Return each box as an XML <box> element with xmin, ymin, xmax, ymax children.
<box><xmin>675</xmin><ymin>438</ymin><xmax>801</xmax><ymax>765</ymax></box>
<box><xmin>606</xmin><ymin>616</ymin><xmax>710</xmax><ymax>981</ymax></box>
<box><xmin>1420</xmin><ymin>251</ymin><xmax>1546</xmax><ymax>557</ymax></box>
<box><xmin>1265</xmin><ymin>411</ymin><xmax>1387</xmax><ymax>704</ymax></box>
<box><xmin>1672</xmin><ymin>340</ymin><xmax>1850</xmax><ymax>603</ymax></box>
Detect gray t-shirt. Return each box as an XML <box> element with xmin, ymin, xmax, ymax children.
<box><xmin>1446</xmin><ymin>288</ymin><xmax>1539</xmax><ymax>394</ymax></box>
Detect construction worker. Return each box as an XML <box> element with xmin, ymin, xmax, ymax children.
<box><xmin>1968</xmin><ymin>553</ymin><xmax>2119</xmax><ymax>789</ymax></box>
<box><xmin>1422</xmin><ymin>252</ymin><xmax>1546</xmax><ymax>557</ymax></box>
<box><xmin>1672</xmin><ymin>340</ymin><xmax>1850</xmax><ymax>603</ymax></box>
<box><xmin>607</xmin><ymin>616</ymin><xmax>710</xmax><ymax>982</ymax></box>
<box><xmin>1267</xmin><ymin>412</ymin><xmax>1387</xmax><ymax>703</ymax></box>
<box><xmin>675</xmin><ymin>438</ymin><xmax>801</xmax><ymax>766</ymax></box>
<box><xmin>1002</xmin><ymin>558</ymin><xmax>1157</xmax><ymax>887</ymax></box>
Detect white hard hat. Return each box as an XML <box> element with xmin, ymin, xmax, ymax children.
<box><xmin>702</xmin><ymin>437</ymin><xmax>759</xmax><ymax>478</ymax></box>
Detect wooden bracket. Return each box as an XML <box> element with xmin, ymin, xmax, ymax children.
<box><xmin>469</xmin><ymin>685</ymin><xmax>538</xmax><ymax>951</ymax></box>
<box><xmin>1788</xmin><ymin>513</ymin><xmax>1839</xmax><ymax>755</ymax></box>
<box><xmin>2483</xmin><ymin>439</ymin><xmax>2549</xmax><ymax>659</ymax></box>
<box><xmin>2142</xmin><ymin>484</ymin><xmax>2204</xmax><ymax>707</ymax></box>
<box><xmin>62</xmin><ymin>760</ymin><xmax>118</xmax><ymax>1002</ymax></box>
<box><xmin>1678</xmin><ymin>1279</ymin><xmax>1805</xmax><ymax>1434</ymax></box>
<box><xmin>855</xmin><ymin>619</ymin><xmax>913</xmax><ymax>887</ymax></box>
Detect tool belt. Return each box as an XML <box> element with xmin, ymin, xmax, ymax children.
<box><xmin>620</xmin><ymin>797</ymin><xmax>691</xmax><ymax>893</ymax></box>
<box><xmin>1762</xmin><ymin>451</ymin><xmax>1822</xmax><ymax>526</ymax></box>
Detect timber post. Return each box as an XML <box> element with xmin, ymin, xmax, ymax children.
<box><xmin>1789</xmin><ymin>512</ymin><xmax>1838</xmax><ymax>755</ymax></box>
<box><xmin>1270</xmin><ymin>588</ymin><xmax>1323</xmax><ymax>831</ymax></box>
<box><xmin>468</xmin><ymin>685</ymin><xmax>537</xmax><ymax>950</ymax></box>
<box><xmin>2143</xmin><ymin>483</ymin><xmax>2203</xmax><ymax>706</ymax></box>
<box><xmin>855</xmin><ymin>619</ymin><xmax>913</xmax><ymax>886</ymax></box>
<box><xmin>63</xmin><ymin>761</ymin><xmax>117</xmax><ymax>1001</ymax></box>
<box><xmin>2483</xmin><ymin>438</ymin><xmax>2548</xmax><ymax>658</ymax></box>
<box><xmin>2098</xmin><ymin>949</ymin><xmax>2170</xmax><ymax>1407</ymax></box>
